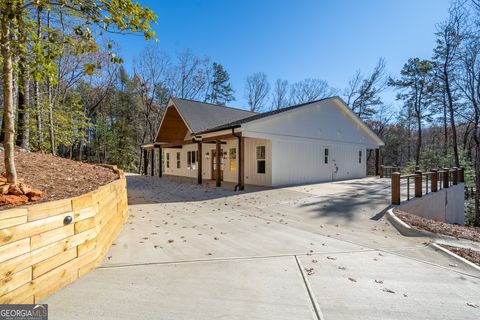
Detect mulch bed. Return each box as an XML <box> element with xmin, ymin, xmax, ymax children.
<box><xmin>393</xmin><ymin>208</ymin><xmax>480</xmax><ymax>243</ymax></box>
<box><xmin>0</xmin><ymin>151</ymin><xmax>118</xmax><ymax>208</ymax></box>
<box><xmin>439</xmin><ymin>244</ymin><xmax>480</xmax><ymax>267</ymax></box>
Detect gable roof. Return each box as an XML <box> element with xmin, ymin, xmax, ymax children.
<box><xmin>196</xmin><ymin>96</ymin><xmax>384</xmax><ymax>146</ymax></box>
<box><xmin>196</xmin><ymin>97</ymin><xmax>333</xmax><ymax>134</ymax></box>
<box><xmin>155</xmin><ymin>96</ymin><xmax>383</xmax><ymax>147</ymax></box>
<box><xmin>170</xmin><ymin>98</ymin><xmax>256</xmax><ymax>134</ymax></box>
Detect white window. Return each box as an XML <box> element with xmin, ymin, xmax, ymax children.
<box><xmin>229</xmin><ymin>148</ymin><xmax>237</xmax><ymax>171</ymax></box>
<box><xmin>166</xmin><ymin>153</ymin><xmax>170</xmax><ymax>168</ymax></box>
<box><xmin>176</xmin><ymin>152</ymin><xmax>181</xmax><ymax>169</ymax></box>
<box><xmin>256</xmin><ymin>146</ymin><xmax>266</xmax><ymax>174</ymax></box>
<box><xmin>187</xmin><ymin>151</ymin><xmax>198</xmax><ymax>169</ymax></box>
<box><xmin>324</xmin><ymin>148</ymin><xmax>329</xmax><ymax>164</ymax></box>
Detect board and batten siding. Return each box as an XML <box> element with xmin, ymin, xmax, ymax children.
<box><xmin>242</xmin><ymin>98</ymin><xmax>374</xmax><ymax>187</ymax></box>
<box><xmin>271</xmin><ymin>139</ymin><xmax>365</xmax><ymax>186</ymax></box>
<box><xmin>163</xmin><ymin>137</ymin><xmax>272</xmax><ymax>186</ymax></box>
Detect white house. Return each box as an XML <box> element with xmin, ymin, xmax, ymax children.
<box><xmin>141</xmin><ymin>96</ymin><xmax>384</xmax><ymax>189</ymax></box>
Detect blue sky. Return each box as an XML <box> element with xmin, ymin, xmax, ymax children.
<box><xmin>112</xmin><ymin>0</ymin><xmax>451</xmax><ymax>110</ymax></box>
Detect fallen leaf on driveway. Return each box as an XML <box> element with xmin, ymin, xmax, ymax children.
<box><xmin>467</xmin><ymin>302</ymin><xmax>479</xmax><ymax>308</ymax></box>
<box><xmin>326</xmin><ymin>256</ymin><xmax>337</xmax><ymax>260</ymax></box>
<box><xmin>167</xmin><ymin>239</ymin><xmax>174</xmax><ymax>243</ymax></box>
<box><xmin>449</xmin><ymin>263</ymin><xmax>458</xmax><ymax>267</ymax></box>
<box><xmin>375</xmin><ymin>279</ymin><xmax>384</xmax><ymax>284</ymax></box>
<box><xmin>382</xmin><ymin>288</ymin><xmax>395</xmax><ymax>294</ymax></box>
<box><xmin>348</xmin><ymin>277</ymin><xmax>357</xmax><ymax>282</ymax></box>
<box><xmin>304</xmin><ymin>268</ymin><xmax>315</xmax><ymax>276</ymax></box>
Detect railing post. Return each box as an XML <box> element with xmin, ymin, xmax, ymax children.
<box><xmin>443</xmin><ymin>168</ymin><xmax>449</xmax><ymax>188</ymax></box>
<box><xmin>452</xmin><ymin>167</ymin><xmax>458</xmax><ymax>185</ymax></box>
<box><xmin>431</xmin><ymin>169</ymin><xmax>438</xmax><ymax>192</ymax></box>
<box><xmin>380</xmin><ymin>165</ymin><xmax>384</xmax><ymax>178</ymax></box>
<box><xmin>392</xmin><ymin>172</ymin><xmax>401</xmax><ymax>205</ymax></box>
<box><xmin>415</xmin><ymin>170</ymin><xmax>422</xmax><ymax>198</ymax></box>
<box><xmin>459</xmin><ymin>167</ymin><xmax>464</xmax><ymax>183</ymax></box>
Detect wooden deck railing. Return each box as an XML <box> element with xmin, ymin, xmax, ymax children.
<box><xmin>391</xmin><ymin>167</ymin><xmax>464</xmax><ymax>205</ymax></box>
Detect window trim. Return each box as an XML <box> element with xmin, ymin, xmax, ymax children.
<box><xmin>166</xmin><ymin>153</ymin><xmax>170</xmax><ymax>168</ymax></box>
<box><xmin>176</xmin><ymin>152</ymin><xmax>181</xmax><ymax>169</ymax></box>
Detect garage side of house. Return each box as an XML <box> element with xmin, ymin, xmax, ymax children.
<box><xmin>240</xmin><ymin>98</ymin><xmax>384</xmax><ymax>186</ymax></box>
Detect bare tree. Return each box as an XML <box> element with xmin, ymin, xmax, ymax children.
<box><xmin>271</xmin><ymin>79</ymin><xmax>289</xmax><ymax>110</ymax></box>
<box><xmin>167</xmin><ymin>49</ymin><xmax>210</xmax><ymax>100</ymax></box>
<box><xmin>289</xmin><ymin>78</ymin><xmax>337</xmax><ymax>105</ymax></box>
<box><xmin>133</xmin><ymin>44</ymin><xmax>169</xmax><ymax>171</ymax></box>
<box><xmin>457</xmin><ymin>31</ymin><xmax>480</xmax><ymax>226</ymax></box>
<box><xmin>432</xmin><ymin>3</ymin><xmax>466</xmax><ymax>167</ymax></box>
<box><xmin>245</xmin><ymin>72</ymin><xmax>270</xmax><ymax>112</ymax></box>
<box><xmin>344</xmin><ymin>58</ymin><xmax>387</xmax><ymax>119</ymax></box>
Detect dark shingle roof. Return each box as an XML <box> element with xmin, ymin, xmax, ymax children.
<box><xmin>172</xmin><ymin>98</ymin><xmax>256</xmax><ymax>134</ymax></box>
<box><xmin>196</xmin><ymin>96</ymin><xmax>335</xmax><ymax>134</ymax></box>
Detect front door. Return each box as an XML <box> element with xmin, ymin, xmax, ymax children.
<box><xmin>211</xmin><ymin>149</ymin><xmax>224</xmax><ymax>181</ymax></box>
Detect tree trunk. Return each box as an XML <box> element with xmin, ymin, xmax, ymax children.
<box><xmin>35</xmin><ymin>8</ymin><xmax>43</xmax><ymax>151</ymax></box>
<box><xmin>444</xmin><ymin>74</ymin><xmax>459</xmax><ymax>167</ymax></box>
<box><xmin>473</xmin><ymin>108</ymin><xmax>480</xmax><ymax>227</ymax></box>
<box><xmin>475</xmin><ymin>145</ymin><xmax>480</xmax><ymax>226</ymax></box>
<box><xmin>416</xmin><ymin>113</ymin><xmax>422</xmax><ymax>166</ymax></box>
<box><xmin>47</xmin><ymin>10</ymin><xmax>55</xmax><ymax>155</ymax></box>
<box><xmin>443</xmin><ymin>92</ymin><xmax>448</xmax><ymax>156</ymax></box>
<box><xmin>17</xmin><ymin>55</ymin><xmax>30</xmax><ymax>149</ymax></box>
<box><xmin>1</xmin><ymin>11</ymin><xmax>18</xmax><ymax>184</ymax></box>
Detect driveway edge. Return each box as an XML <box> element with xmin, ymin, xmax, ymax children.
<box><xmin>431</xmin><ymin>243</ymin><xmax>480</xmax><ymax>272</ymax></box>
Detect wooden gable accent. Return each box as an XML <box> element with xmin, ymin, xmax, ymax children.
<box><xmin>155</xmin><ymin>105</ymin><xmax>190</xmax><ymax>143</ymax></box>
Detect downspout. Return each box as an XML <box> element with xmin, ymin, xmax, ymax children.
<box><xmin>232</xmin><ymin>127</ymin><xmax>242</xmax><ymax>191</ymax></box>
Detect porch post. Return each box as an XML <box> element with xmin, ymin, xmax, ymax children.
<box><xmin>216</xmin><ymin>140</ymin><xmax>221</xmax><ymax>187</ymax></box>
<box><xmin>375</xmin><ymin>148</ymin><xmax>380</xmax><ymax>176</ymax></box>
<box><xmin>197</xmin><ymin>142</ymin><xmax>203</xmax><ymax>184</ymax></box>
<box><xmin>150</xmin><ymin>149</ymin><xmax>155</xmax><ymax>176</ymax></box>
<box><xmin>158</xmin><ymin>147</ymin><xmax>162</xmax><ymax>177</ymax></box>
<box><xmin>143</xmin><ymin>148</ymin><xmax>148</xmax><ymax>175</ymax></box>
<box><xmin>238</xmin><ymin>136</ymin><xmax>245</xmax><ymax>190</ymax></box>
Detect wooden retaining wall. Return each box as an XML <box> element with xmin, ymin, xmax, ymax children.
<box><xmin>0</xmin><ymin>166</ymin><xmax>128</xmax><ymax>303</ymax></box>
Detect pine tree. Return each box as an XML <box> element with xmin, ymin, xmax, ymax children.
<box><xmin>206</xmin><ymin>63</ymin><xmax>235</xmax><ymax>105</ymax></box>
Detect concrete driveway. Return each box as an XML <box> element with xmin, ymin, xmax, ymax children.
<box><xmin>45</xmin><ymin>174</ymin><xmax>480</xmax><ymax>320</ymax></box>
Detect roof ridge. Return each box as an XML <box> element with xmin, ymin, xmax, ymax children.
<box><xmin>172</xmin><ymin>97</ymin><xmax>257</xmax><ymax>114</ymax></box>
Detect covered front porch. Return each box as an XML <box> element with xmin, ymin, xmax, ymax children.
<box><xmin>141</xmin><ymin>131</ymin><xmax>248</xmax><ymax>190</ymax></box>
